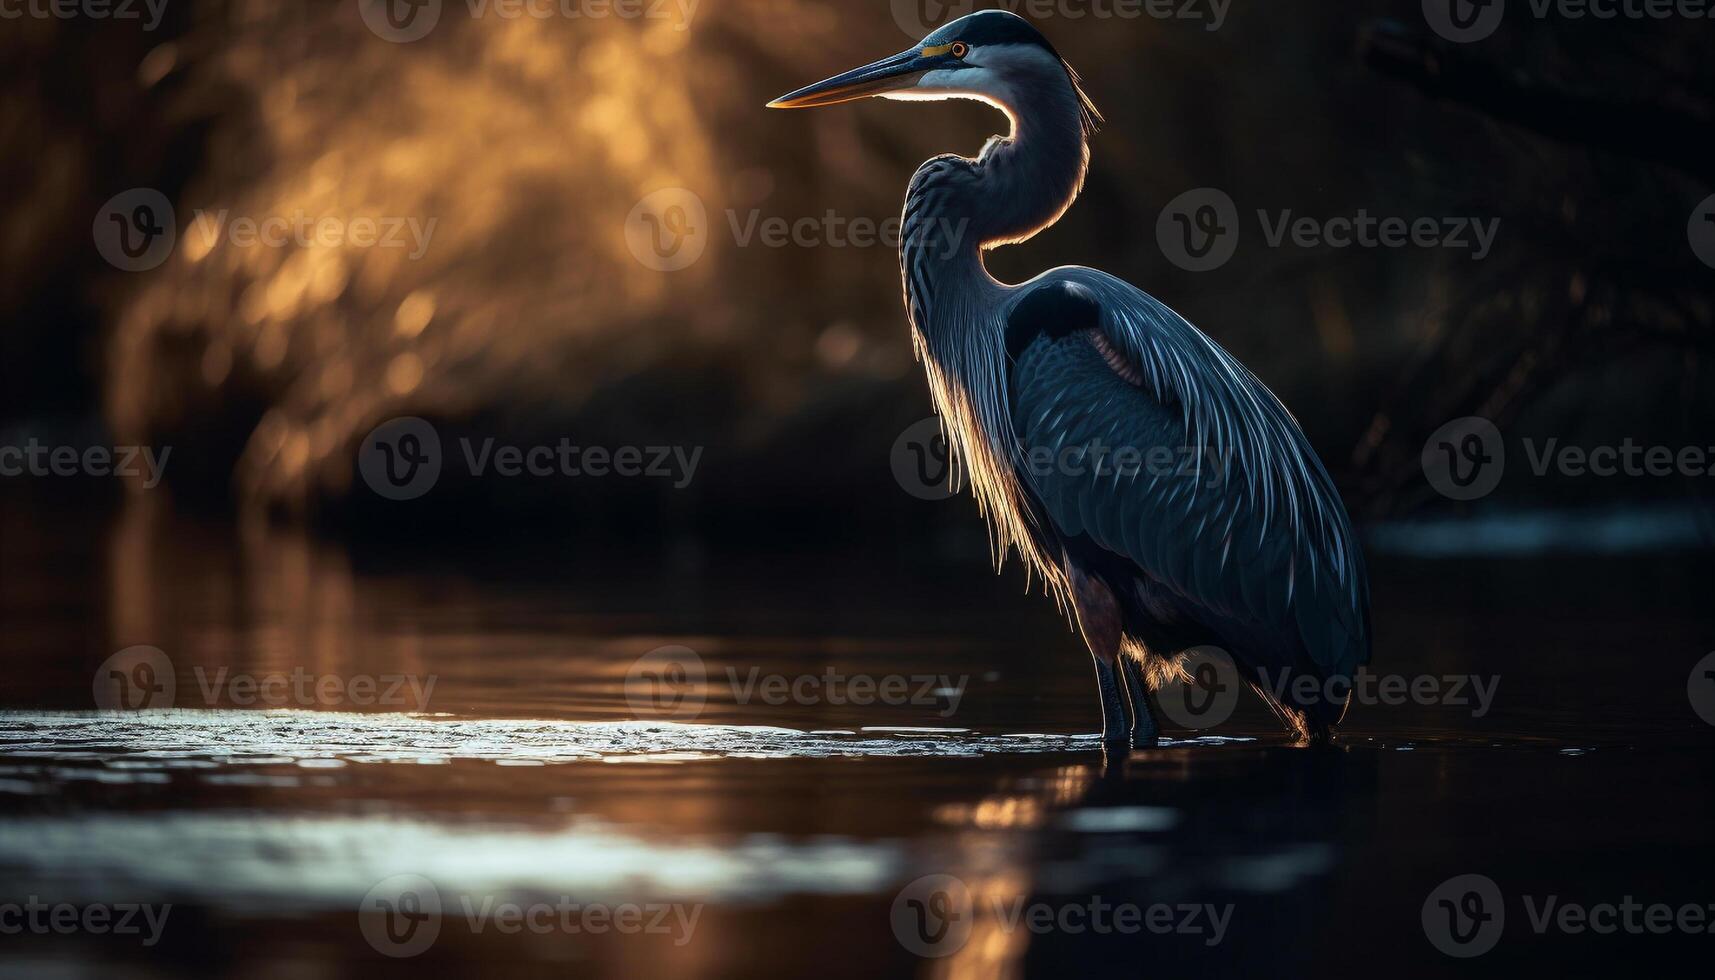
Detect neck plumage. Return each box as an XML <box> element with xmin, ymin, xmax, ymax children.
<box><xmin>900</xmin><ymin>78</ymin><xmax>1090</xmax><ymax>332</ymax></box>
<box><xmin>897</xmin><ymin>68</ymin><xmax>1092</xmax><ymax>590</ymax></box>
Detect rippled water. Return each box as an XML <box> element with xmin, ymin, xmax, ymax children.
<box><xmin>0</xmin><ymin>711</ymin><xmax>1123</xmax><ymax>766</ymax></box>
<box><xmin>1</xmin><ymin>506</ymin><xmax>1712</xmax><ymax>977</ymax></box>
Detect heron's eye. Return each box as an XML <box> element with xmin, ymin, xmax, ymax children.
<box><xmin>950</xmin><ymin>42</ymin><xmax>969</xmax><ymax>59</ymax></box>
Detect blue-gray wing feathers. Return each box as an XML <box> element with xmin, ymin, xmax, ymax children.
<box><xmin>1006</xmin><ymin>269</ymin><xmax>1371</xmax><ymax>679</ymax></box>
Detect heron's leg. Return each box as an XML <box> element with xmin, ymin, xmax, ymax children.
<box><xmin>1065</xmin><ymin>561</ymin><xmax>1129</xmax><ymax>759</ymax></box>
<box><xmin>1088</xmin><ymin>654</ymin><xmax>1129</xmax><ymax>761</ymax></box>
<box><xmin>1119</xmin><ymin>654</ymin><xmax>1159</xmax><ymax>748</ymax></box>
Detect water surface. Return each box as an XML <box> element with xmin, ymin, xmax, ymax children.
<box><xmin>1</xmin><ymin>505</ymin><xmax>1711</xmax><ymax>977</ymax></box>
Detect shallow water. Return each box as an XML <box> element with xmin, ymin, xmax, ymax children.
<box><xmin>1</xmin><ymin>505</ymin><xmax>1712</xmax><ymax>977</ymax></box>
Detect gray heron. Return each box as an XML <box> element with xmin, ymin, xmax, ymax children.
<box><xmin>770</xmin><ymin>10</ymin><xmax>1370</xmax><ymax>753</ymax></box>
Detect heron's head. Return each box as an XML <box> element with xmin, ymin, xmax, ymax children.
<box><xmin>767</xmin><ymin>10</ymin><xmax>1098</xmax><ymax>137</ymax></box>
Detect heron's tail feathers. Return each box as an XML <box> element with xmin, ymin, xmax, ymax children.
<box><xmin>1119</xmin><ymin>640</ymin><xmax>1184</xmax><ymax>692</ymax></box>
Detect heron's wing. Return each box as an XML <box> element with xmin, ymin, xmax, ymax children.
<box><xmin>1006</xmin><ymin>274</ymin><xmax>1370</xmax><ymax>678</ymax></box>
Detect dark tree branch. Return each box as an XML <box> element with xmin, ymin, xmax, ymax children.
<box><xmin>1359</xmin><ymin>19</ymin><xmax>1715</xmax><ymax>188</ymax></box>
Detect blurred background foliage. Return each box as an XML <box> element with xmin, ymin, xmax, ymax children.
<box><xmin>2</xmin><ymin>0</ymin><xmax>1711</xmax><ymax>557</ymax></box>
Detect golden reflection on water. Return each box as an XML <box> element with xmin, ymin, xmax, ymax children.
<box><xmin>932</xmin><ymin>763</ymin><xmax>1097</xmax><ymax>830</ymax></box>
<box><xmin>107</xmin><ymin>491</ymin><xmax>435</xmax><ymax>691</ymax></box>
<box><xmin>921</xmin><ymin>764</ymin><xmax>1110</xmax><ymax>980</ymax></box>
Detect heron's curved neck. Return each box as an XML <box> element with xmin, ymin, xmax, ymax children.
<box><xmin>969</xmin><ymin>96</ymin><xmax>1091</xmax><ymax>250</ymax></box>
<box><xmin>902</xmin><ymin>74</ymin><xmax>1091</xmax><ymax>334</ymax></box>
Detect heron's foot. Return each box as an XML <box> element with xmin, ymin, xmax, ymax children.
<box><xmin>1087</xmin><ymin>652</ymin><xmax>1130</xmax><ymax>763</ymax></box>
<box><xmin>1100</xmin><ymin>693</ymin><xmax>1132</xmax><ymax>764</ymax></box>
<box><xmin>1129</xmin><ymin>704</ymin><xmax>1159</xmax><ymax>749</ymax></box>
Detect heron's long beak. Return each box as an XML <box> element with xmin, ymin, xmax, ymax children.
<box><xmin>767</xmin><ymin>48</ymin><xmax>932</xmax><ymax>109</ymax></box>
